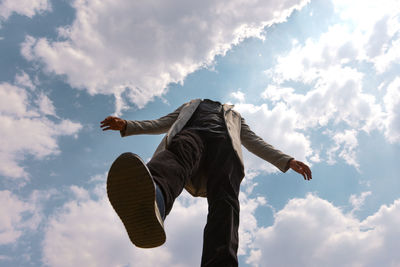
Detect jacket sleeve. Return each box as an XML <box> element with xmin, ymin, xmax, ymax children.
<box><xmin>120</xmin><ymin>103</ymin><xmax>185</xmax><ymax>137</ymax></box>
<box><xmin>240</xmin><ymin>117</ymin><xmax>293</xmax><ymax>172</ymax></box>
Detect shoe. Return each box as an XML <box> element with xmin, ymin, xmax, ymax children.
<box><xmin>107</xmin><ymin>152</ymin><xmax>166</xmax><ymax>248</ymax></box>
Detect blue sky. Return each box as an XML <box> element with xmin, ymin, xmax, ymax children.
<box><xmin>1</xmin><ymin>0</ymin><xmax>400</xmax><ymax>266</ymax></box>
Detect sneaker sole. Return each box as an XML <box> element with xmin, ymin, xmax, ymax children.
<box><xmin>107</xmin><ymin>152</ymin><xmax>166</xmax><ymax>248</ymax></box>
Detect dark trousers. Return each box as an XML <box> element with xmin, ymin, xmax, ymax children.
<box><xmin>147</xmin><ymin>129</ymin><xmax>243</xmax><ymax>267</ymax></box>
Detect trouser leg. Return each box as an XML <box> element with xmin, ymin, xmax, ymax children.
<box><xmin>201</xmin><ymin>194</ymin><xmax>240</xmax><ymax>267</ymax></box>
<box><xmin>201</xmin><ymin>134</ymin><xmax>243</xmax><ymax>267</ymax></box>
<box><xmin>147</xmin><ymin>129</ymin><xmax>204</xmax><ymax>216</ymax></box>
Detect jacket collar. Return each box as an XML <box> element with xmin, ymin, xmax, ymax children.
<box><xmin>223</xmin><ymin>103</ymin><xmax>234</xmax><ymax>111</ymax></box>
<box><xmin>190</xmin><ymin>98</ymin><xmax>234</xmax><ymax>111</ymax></box>
<box><xmin>192</xmin><ymin>98</ymin><xmax>234</xmax><ymax>107</ymax></box>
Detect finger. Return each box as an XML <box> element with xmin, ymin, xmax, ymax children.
<box><xmin>100</xmin><ymin>117</ymin><xmax>111</xmax><ymax>124</ymax></box>
<box><xmin>298</xmin><ymin>162</ymin><xmax>312</xmax><ymax>180</ymax></box>
<box><xmin>304</xmin><ymin>166</ymin><xmax>312</xmax><ymax>180</ymax></box>
<box><xmin>295</xmin><ymin>164</ymin><xmax>307</xmax><ymax>180</ymax></box>
<box><xmin>299</xmin><ymin>164</ymin><xmax>309</xmax><ymax>180</ymax></box>
<box><xmin>101</xmin><ymin>119</ymin><xmax>116</xmax><ymax>126</ymax></box>
<box><xmin>306</xmin><ymin>168</ymin><xmax>312</xmax><ymax>180</ymax></box>
<box><xmin>101</xmin><ymin>116</ymin><xmax>115</xmax><ymax>124</ymax></box>
<box><xmin>100</xmin><ymin>122</ymin><xmax>111</xmax><ymax>128</ymax></box>
<box><xmin>102</xmin><ymin>126</ymin><xmax>112</xmax><ymax>131</ymax></box>
<box><xmin>303</xmin><ymin>168</ymin><xmax>310</xmax><ymax>180</ymax></box>
<box><xmin>298</xmin><ymin>166</ymin><xmax>310</xmax><ymax>181</ymax></box>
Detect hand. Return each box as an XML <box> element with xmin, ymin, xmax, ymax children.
<box><xmin>100</xmin><ymin>116</ymin><xmax>127</xmax><ymax>131</ymax></box>
<box><xmin>289</xmin><ymin>159</ymin><xmax>312</xmax><ymax>181</ymax></box>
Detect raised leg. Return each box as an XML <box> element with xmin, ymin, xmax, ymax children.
<box><xmin>147</xmin><ymin>129</ymin><xmax>205</xmax><ymax>216</ymax></box>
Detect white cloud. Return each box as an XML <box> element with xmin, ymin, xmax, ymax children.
<box><xmin>70</xmin><ymin>185</ymin><xmax>90</xmax><ymax>200</ymax></box>
<box><xmin>15</xmin><ymin>71</ymin><xmax>35</xmax><ymax>90</ymax></box>
<box><xmin>42</xmin><ymin>179</ymin><xmax>269</xmax><ymax>267</ymax></box>
<box><xmin>262</xmin><ymin>0</ymin><xmax>399</xmax><ymax>144</ymax></box>
<box><xmin>260</xmin><ymin>0</ymin><xmax>399</xmax><ymax>168</ymax></box>
<box><xmin>326</xmin><ymin>129</ymin><xmax>359</xmax><ymax>169</ymax></box>
<box><xmin>266</xmin><ymin>24</ymin><xmax>362</xmax><ymax>84</ymax></box>
<box><xmin>0</xmin><ymin>82</ymin><xmax>34</xmax><ymax>117</ymax></box>
<box><xmin>349</xmin><ymin>191</ymin><xmax>372</xmax><ymax>214</ymax></box>
<box><xmin>333</xmin><ymin>0</ymin><xmax>400</xmax><ymax>73</ymax></box>
<box><xmin>231</xmin><ymin>90</ymin><xmax>246</xmax><ymax>102</ymax></box>
<box><xmin>241</xmin><ymin>170</ymin><xmax>261</xmax><ymax>195</ymax></box>
<box><xmin>246</xmin><ymin>194</ymin><xmax>400</xmax><ymax>267</ymax></box>
<box><xmin>88</xmin><ymin>173</ymin><xmax>107</xmax><ymax>184</ymax></box>
<box><xmin>0</xmin><ymin>74</ymin><xmax>82</xmax><ymax>179</ymax></box>
<box><xmin>42</xmin><ymin>185</ymin><xmax>207</xmax><ymax>267</ymax></box>
<box><xmin>267</xmin><ymin>27</ymin><xmax>385</xmax><ymax>121</ymax></box>
<box><xmin>35</xmin><ymin>92</ymin><xmax>57</xmax><ymax>117</ymax></box>
<box><xmin>0</xmin><ymin>190</ymin><xmax>41</xmax><ymax>245</ymax></box>
<box><xmin>263</xmin><ymin>67</ymin><xmax>383</xmax><ymax>167</ymax></box>
<box><xmin>0</xmin><ymin>0</ymin><xmax>51</xmax><ymax>21</ymax></box>
<box><xmin>267</xmin><ymin>48</ymin><xmax>383</xmax><ymax>132</ymax></box>
<box><xmin>238</xmin><ymin>192</ymin><xmax>267</xmax><ymax>256</ymax></box>
<box><xmin>261</xmin><ymin>85</ymin><xmax>294</xmax><ymax>103</ymax></box>
<box><xmin>383</xmin><ymin>77</ymin><xmax>400</xmax><ymax>143</ymax></box>
<box><xmin>21</xmin><ymin>0</ymin><xmax>309</xmax><ymax>115</ymax></box>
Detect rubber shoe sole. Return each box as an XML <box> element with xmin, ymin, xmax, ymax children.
<box><xmin>107</xmin><ymin>152</ymin><xmax>166</xmax><ymax>248</ymax></box>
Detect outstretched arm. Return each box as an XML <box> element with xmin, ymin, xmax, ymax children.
<box><xmin>100</xmin><ymin>103</ymin><xmax>185</xmax><ymax>136</ymax></box>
